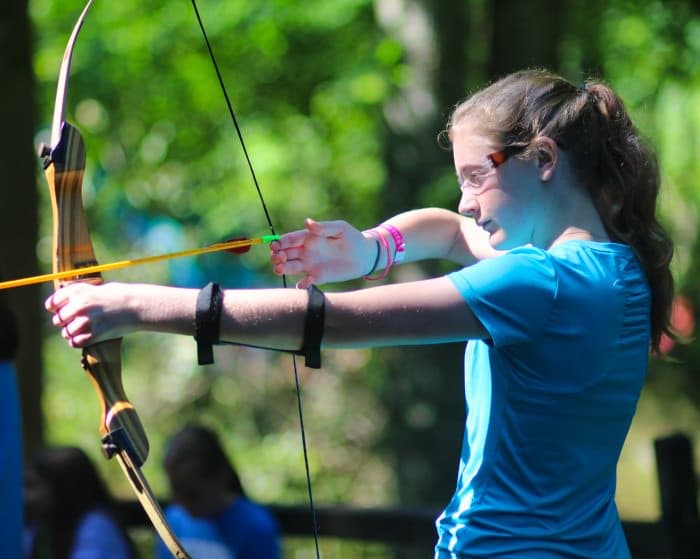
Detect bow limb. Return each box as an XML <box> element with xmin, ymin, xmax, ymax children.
<box><xmin>40</xmin><ymin>3</ymin><xmax>189</xmax><ymax>557</ymax></box>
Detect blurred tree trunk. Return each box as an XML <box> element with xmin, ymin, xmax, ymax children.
<box><xmin>375</xmin><ymin>0</ymin><xmax>474</xmax><ymax>519</ymax></box>
<box><xmin>489</xmin><ymin>0</ymin><xmax>606</xmax><ymax>79</ymax></box>
<box><xmin>489</xmin><ymin>0</ymin><xmax>565</xmax><ymax>75</ymax></box>
<box><xmin>0</xmin><ymin>0</ymin><xmax>44</xmax><ymax>458</ymax></box>
<box><xmin>371</xmin><ymin>0</ymin><xmax>464</xmax><ymax>503</ymax></box>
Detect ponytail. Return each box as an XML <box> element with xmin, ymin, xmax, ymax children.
<box><xmin>584</xmin><ymin>82</ymin><xmax>674</xmax><ymax>352</ymax></box>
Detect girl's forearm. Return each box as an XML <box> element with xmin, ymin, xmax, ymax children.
<box><xmin>380</xmin><ymin>208</ymin><xmax>498</xmax><ymax>266</ymax></box>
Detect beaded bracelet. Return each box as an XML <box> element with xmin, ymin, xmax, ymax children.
<box><xmin>379</xmin><ymin>223</ymin><xmax>405</xmax><ymax>264</ymax></box>
<box><xmin>363</xmin><ymin>229</ymin><xmax>392</xmax><ymax>280</ymax></box>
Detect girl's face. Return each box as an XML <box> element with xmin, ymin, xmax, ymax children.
<box><xmin>452</xmin><ymin>125</ymin><xmax>546</xmax><ymax>250</ymax></box>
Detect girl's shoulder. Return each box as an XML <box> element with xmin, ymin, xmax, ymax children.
<box><xmin>548</xmin><ymin>239</ymin><xmax>634</xmax><ymax>257</ymax></box>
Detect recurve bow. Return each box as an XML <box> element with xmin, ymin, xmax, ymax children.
<box><xmin>38</xmin><ymin>1</ymin><xmax>190</xmax><ymax>557</ymax></box>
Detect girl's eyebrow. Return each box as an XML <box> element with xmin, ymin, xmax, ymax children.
<box><xmin>456</xmin><ymin>158</ymin><xmax>489</xmax><ymax>176</ymax></box>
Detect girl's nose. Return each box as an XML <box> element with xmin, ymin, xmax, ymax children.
<box><xmin>458</xmin><ymin>189</ymin><xmax>479</xmax><ymax>217</ymax></box>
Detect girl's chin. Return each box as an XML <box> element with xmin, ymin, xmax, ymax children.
<box><xmin>490</xmin><ymin>234</ymin><xmax>522</xmax><ymax>251</ymax></box>
<box><xmin>488</xmin><ymin>231</ymin><xmax>508</xmax><ymax>249</ymax></box>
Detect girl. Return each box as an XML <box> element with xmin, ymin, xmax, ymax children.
<box><xmin>47</xmin><ymin>69</ymin><xmax>674</xmax><ymax>558</ymax></box>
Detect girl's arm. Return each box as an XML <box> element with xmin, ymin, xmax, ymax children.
<box><xmin>270</xmin><ymin>208</ymin><xmax>500</xmax><ymax>288</ymax></box>
<box><xmin>46</xmin><ymin>278</ymin><xmax>487</xmax><ymax>350</ymax></box>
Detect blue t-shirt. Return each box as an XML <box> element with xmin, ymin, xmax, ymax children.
<box><xmin>156</xmin><ymin>497</ymin><xmax>280</xmax><ymax>559</ymax></box>
<box><xmin>438</xmin><ymin>241</ymin><xmax>649</xmax><ymax>558</ymax></box>
<box><xmin>70</xmin><ymin>510</ymin><xmax>134</xmax><ymax>559</ymax></box>
<box><xmin>24</xmin><ymin>510</ymin><xmax>133</xmax><ymax>559</ymax></box>
<box><xmin>1</xmin><ymin>361</ymin><xmax>23</xmax><ymax>559</ymax></box>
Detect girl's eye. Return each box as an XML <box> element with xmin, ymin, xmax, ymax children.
<box><xmin>470</xmin><ymin>170</ymin><xmax>487</xmax><ymax>184</ymax></box>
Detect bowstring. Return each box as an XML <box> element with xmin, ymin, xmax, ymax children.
<box><xmin>189</xmin><ymin>2</ymin><xmax>321</xmax><ymax>557</ymax></box>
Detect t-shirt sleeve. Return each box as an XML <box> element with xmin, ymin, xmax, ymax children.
<box><xmin>70</xmin><ymin>511</ymin><xmax>132</xmax><ymax>559</ymax></box>
<box><xmin>448</xmin><ymin>247</ymin><xmax>557</xmax><ymax>347</ymax></box>
<box><xmin>236</xmin><ymin>504</ymin><xmax>280</xmax><ymax>559</ymax></box>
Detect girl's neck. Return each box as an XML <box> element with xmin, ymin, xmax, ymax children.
<box><xmin>550</xmin><ymin>225</ymin><xmax>610</xmax><ymax>247</ymax></box>
<box><xmin>544</xmin><ymin>183</ymin><xmax>609</xmax><ymax>248</ymax></box>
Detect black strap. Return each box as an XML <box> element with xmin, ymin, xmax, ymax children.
<box><xmin>195</xmin><ymin>282</ymin><xmax>223</xmax><ymax>365</ymax></box>
<box><xmin>296</xmin><ymin>285</ymin><xmax>325</xmax><ymax>369</ymax></box>
<box><xmin>195</xmin><ymin>283</ymin><xmax>325</xmax><ymax>369</ymax></box>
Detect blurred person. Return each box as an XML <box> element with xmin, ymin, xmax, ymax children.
<box><xmin>24</xmin><ymin>446</ymin><xmax>137</xmax><ymax>559</ymax></box>
<box><xmin>1</xmin><ymin>292</ymin><xmax>23</xmax><ymax>559</ymax></box>
<box><xmin>156</xmin><ymin>424</ymin><xmax>280</xmax><ymax>559</ymax></box>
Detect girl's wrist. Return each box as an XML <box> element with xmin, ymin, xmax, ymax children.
<box><xmin>362</xmin><ymin>229</ymin><xmax>392</xmax><ymax>280</ymax></box>
<box><xmin>378</xmin><ymin>223</ymin><xmax>405</xmax><ymax>264</ymax></box>
<box><xmin>362</xmin><ymin>233</ymin><xmax>381</xmax><ymax>277</ymax></box>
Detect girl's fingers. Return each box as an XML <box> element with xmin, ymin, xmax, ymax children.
<box><xmin>305</xmin><ymin>218</ymin><xmax>349</xmax><ymax>239</ymax></box>
<box><xmin>275</xmin><ymin>259</ymin><xmax>308</xmax><ymax>276</ymax></box>
<box><xmin>61</xmin><ymin>314</ymin><xmax>92</xmax><ymax>347</ymax></box>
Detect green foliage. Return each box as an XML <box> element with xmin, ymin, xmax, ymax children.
<box><xmin>32</xmin><ymin>0</ymin><xmax>396</xmax><ymax>275</ymax></box>
<box><xmin>32</xmin><ymin>2</ymin><xmax>401</xmax><ymax>553</ymax></box>
<box><xmin>31</xmin><ymin>0</ymin><xmax>700</xmax><ymax>552</ymax></box>
<box><xmin>600</xmin><ymin>0</ymin><xmax>700</xmax><ymax>280</ymax></box>
<box><xmin>597</xmin><ymin>0</ymin><xmax>700</xmax><ymax>520</ymax></box>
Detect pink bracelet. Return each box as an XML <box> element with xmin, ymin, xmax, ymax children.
<box><xmin>363</xmin><ymin>229</ymin><xmax>392</xmax><ymax>280</ymax></box>
<box><xmin>379</xmin><ymin>223</ymin><xmax>405</xmax><ymax>263</ymax></box>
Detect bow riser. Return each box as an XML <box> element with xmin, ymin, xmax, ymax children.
<box><xmin>45</xmin><ymin>122</ymin><xmax>150</xmax><ymax>467</ymax></box>
<box><xmin>82</xmin><ymin>342</ymin><xmax>149</xmax><ymax>465</ymax></box>
<box><xmin>45</xmin><ymin>124</ymin><xmax>98</xmax><ymax>277</ymax></box>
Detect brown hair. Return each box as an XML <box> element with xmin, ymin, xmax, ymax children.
<box><xmin>27</xmin><ymin>447</ymin><xmax>137</xmax><ymax>559</ymax></box>
<box><xmin>444</xmin><ymin>69</ymin><xmax>674</xmax><ymax>352</ymax></box>
<box><xmin>164</xmin><ymin>423</ymin><xmax>246</xmax><ymax>501</ymax></box>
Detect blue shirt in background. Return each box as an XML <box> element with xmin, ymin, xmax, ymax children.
<box><xmin>156</xmin><ymin>497</ymin><xmax>280</xmax><ymax>559</ymax></box>
<box><xmin>1</xmin><ymin>360</ymin><xmax>23</xmax><ymax>559</ymax></box>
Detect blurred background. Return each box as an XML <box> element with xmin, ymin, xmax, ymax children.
<box><xmin>2</xmin><ymin>0</ymin><xmax>700</xmax><ymax>556</ymax></box>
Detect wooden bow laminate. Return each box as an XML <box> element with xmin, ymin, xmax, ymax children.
<box><xmin>40</xmin><ymin>2</ymin><xmax>190</xmax><ymax>557</ymax></box>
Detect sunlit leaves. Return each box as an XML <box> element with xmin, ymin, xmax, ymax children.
<box><xmin>33</xmin><ymin>0</ymin><xmax>399</xmax><ymax>519</ymax></box>
<box><xmin>600</xmin><ymin>0</ymin><xmax>700</xmax><ymax>283</ymax></box>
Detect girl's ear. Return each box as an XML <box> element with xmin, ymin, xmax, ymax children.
<box><xmin>535</xmin><ymin>137</ymin><xmax>558</xmax><ymax>181</ymax></box>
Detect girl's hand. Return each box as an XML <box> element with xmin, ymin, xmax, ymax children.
<box><xmin>270</xmin><ymin>218</ymin><xmax>377</xmax><ymax>288</ymax></box>
<box><xmin>45</xmin><ymin>282</ymin><xmax>137</xmax><ymax>347</ymax></box>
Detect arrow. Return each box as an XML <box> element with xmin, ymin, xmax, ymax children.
<box><xmin>0</xmin><ymin>234</ymin><xmax>279</xmax><ymax>290</ymax></box>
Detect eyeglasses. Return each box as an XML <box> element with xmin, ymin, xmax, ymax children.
<box><xmin>459</xmin><ymin>145</ymin><xmax>524</xmax><ymax>192</ymax></box>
